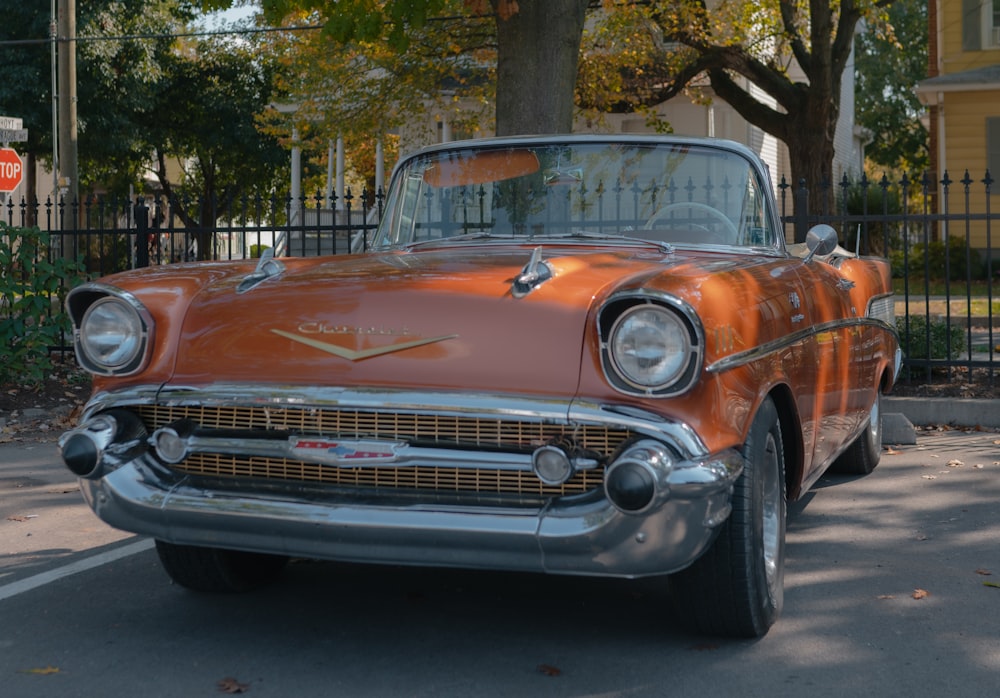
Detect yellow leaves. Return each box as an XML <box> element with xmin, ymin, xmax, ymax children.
<box><xmin>496</xmin><ymin>0</ymin><xmax>519</xmax><ymax>21</ymax></box>
<box><xmin>464</xmin><ymin>0</ymin><xmax>518</xmax><ymax>21</ymax></box>
<box><xmin>912</xmin><ymin>588</ymin><xmax>930</xmax><ymax>600</ymax></box>
<box><xmin>217</xmin><ymin>677</ymin><xmax>251</xmax><ymax>694</ymax></box>
<box><xmin>18</xmin><ymin>666</ymin><xmax>60</xmax><ymax>675</ymax></box>
<box><xmin>977</xmin><ymin>569</ymin><xmax>1000</xmax><ymax>589</ymax></box>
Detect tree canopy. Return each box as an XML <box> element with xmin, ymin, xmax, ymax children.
<box><xmin>0</xmin><ymin>0</ymin><xmax>287</xmax><ymax>223</ymax></box>
<box><xmin>258</xmin><ymin>0</ymin><xmax>904</xmax><ymax>233</ymax></box>
<box><xmin>854</xmin><ymin>0</ymin><xmax>928</xmax><ymax>174</ymax></box>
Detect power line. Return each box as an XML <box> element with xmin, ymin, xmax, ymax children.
<box><xmin>0</xmin><ymin>22</ymin><xmax>324</xmax><ymax>48</ymax></box>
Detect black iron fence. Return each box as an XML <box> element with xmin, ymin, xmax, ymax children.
<box><xmin>3</xmin><ymin>189</ymin><xmax>382</xmax><ymax>274</ymax></box>
<box><xmin>777</xmin><ymin>170</ymin><xmax>998</xmax><ymax>384</ymax></box>
<box><xmin>2</xmin><ymin>171</ymin><xmax>999</xmax><ymax>384</ymax></box>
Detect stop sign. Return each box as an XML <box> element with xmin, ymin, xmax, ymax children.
<box><xmin>0</xmin><ymin>147</ymin><xmax>23</xmax><ymax>192</ymax></box>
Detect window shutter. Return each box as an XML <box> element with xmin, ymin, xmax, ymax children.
<box><xmin>988</xmin><ymin>118</ymin><xmax>1000</xmax><ymax>193</ymax></box>
<box><xmin>964</xmin><ymin>0</ymin><xmax>983</xmax><ymax>51</ymax></box>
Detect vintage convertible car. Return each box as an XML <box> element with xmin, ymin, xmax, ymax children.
<box><xmin>60</xmin><ymin>135</ymin><xmax>899</xmax><ymax>637</ymax></box>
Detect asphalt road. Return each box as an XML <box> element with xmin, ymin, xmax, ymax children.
<box><xmin>2</xmin><ymin>430</ymin><xmax>999</xmax><ymax>698</ymax></box>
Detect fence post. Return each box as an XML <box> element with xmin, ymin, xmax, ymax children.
<box><xmin>794</xmin><ymin>179</ymin><xmax>809</xmax><ymax>243</ymax></box>
<box><xmin>134</xmin><ymin>198</ymin><xmax>149</xmax><ymax>268</ymax></box>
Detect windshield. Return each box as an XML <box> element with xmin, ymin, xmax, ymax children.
<box><xmin>372</xmin><ymin>140</ymin><xmax>779</xmax><ymax>250</ymax></box>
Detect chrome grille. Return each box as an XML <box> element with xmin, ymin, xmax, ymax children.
<box><xmin>131</xmin><ymin>404</ymin><xmax>634</xmax><ymax>497</ymax></box>
<box><xmin>172</xmin><ymin>453</ymin><xmax>605</xmax><ymax>496</ymax></box>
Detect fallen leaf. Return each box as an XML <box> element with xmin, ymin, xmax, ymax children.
<box><xmin>912</xmin><ymin>588</ymin><xmax>930</xmax><ymax>600</ymax></box>
<box><xmin>690</xmin><ymin>642</ymin><xmax>721</xmax><ymax>651</ymax></box>
<box><xmin>921</xmin><ymin>475</ymin><xmax>937</xmax><ymax>480</ymax></box>
<box><xmin>975</xmin><ymin>569</ymin><xmax>992</xmax><ymax>576</ymax></box>
<box><xmin>946</xmin><ymin>459</ymin><xmax>964</xmax><ymax>468</ymax></box>
<box><xmin>973</xmin><ymin>463</ymin><xmax>984</xmax><ymax>469</ymax></box>
<box><xmin>537</xmin><ymin>664</ymin><xmax>562</xmax><ymax>677</ymax></box>
<box><xmin>877</xmin><ymin>594</ymin><xmax>896</xmax><ymax>600</ymax></box>
<box><xmin>19</xmin><ymin>666</ymin><xmax>60</xmax><ymax>675</ymax></box>
<box><xmin>217</xmin><ymin>677</ymin><xmax>250</xmax><ymax>694</ymax></box>
<box><xmin>886</xmin><ymin>447</ymin><xmax>902</xmax><ymax>455</ymax></box>
<box><xmin>6</xmin><ymin>515</ymin><xmax>30</xmax><ymax>522</ymax></box>
<box><xmin>984</xmin><ymin>582</ymin><xmax>1000</xmax><ymax>589</ymax></box>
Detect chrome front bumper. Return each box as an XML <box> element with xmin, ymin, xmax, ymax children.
<box><xmin>64</xmin><ymin>385</ymin><xmax>745</xmax><ymax>578</ymax></box>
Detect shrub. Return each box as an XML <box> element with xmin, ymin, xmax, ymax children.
<box><xmin>839</xmin><ymin>178</ymin><xmax>905</xmax><ymax>258</ymax></box>
<box><xmin>896</xmin><ymin>314</ymin><xmax>965</xmax><ymax>361</ymax></box>
<box><xmin>905</xmin><ymin>236</ymin><xmax>983</xmax><ymax>281</ymax></box>
<box><xmin>249</xmin><ymin>244</ymin><xmax>270</xmax><ymax>258</ymax></box>
<box><xmin>0</xmin><ymin>223</ymin><xmax>86</xmax><ymax>384</ymax></box>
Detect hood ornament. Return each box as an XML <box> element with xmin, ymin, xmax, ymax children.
<box><xmin>237</xmin><ymin>246</ymin><xmax>285</xmax><ymax>294</ymax></box>
<box><xmin>511</xmin><ymin>246</ymin><xmax>553</xmax><ymax>298</ymax></box>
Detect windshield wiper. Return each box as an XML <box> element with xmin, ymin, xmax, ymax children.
<box><xmin>530</xmin><ymin>229</ymin><xmax>674</xmax><ymax>252</ymax></box>
<box><xmin>404</xmin><ymin>231</ymin><xmax>520</xmax><ymax>248</ymax></box>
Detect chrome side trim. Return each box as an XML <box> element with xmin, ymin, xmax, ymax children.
<box><xmin>706</xmin><ymin>317</ymin><xmax>897</xmax><ymax>374</ymax></box>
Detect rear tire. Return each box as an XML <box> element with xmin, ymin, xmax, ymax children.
<box><xmin>831</xmin><ymin>388</ymin><xmax>883</xmax><ymax>476</ymax></box>
<box><xmin>670</xmin><ymin>396</ymin><xmax>786</xmax><ymax>638</ymax></box>
<box><xmin>154</xmin><ymin>540</ymin><xmax>289</xmax><ymax>592</ymax></box>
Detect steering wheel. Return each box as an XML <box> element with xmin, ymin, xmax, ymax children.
<box><xmin>643</xmin><ymin>201</ymin><xmax>740</xmax><ymax>243</ymax></box>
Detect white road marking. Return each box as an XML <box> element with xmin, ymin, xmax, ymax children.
<box><xmin>0</xmin><ymin>538</ymin><xmax>154</xmax><ymax>602</ymax></box>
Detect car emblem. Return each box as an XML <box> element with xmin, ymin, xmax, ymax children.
<box><xmin>271</xmin><ymin>329</ymin><xmax>458</xmax><ymax>361</ymax></box>
<box><xmin>289</xmin><ymin>437</ymin><xmax>405</xmax><ymax>466</ymax></box>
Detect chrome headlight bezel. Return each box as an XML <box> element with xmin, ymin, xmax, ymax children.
<box><xmin>69</xmin><ymin>285</ymin><xmax>153</xmax><ymax>376</ymax></box>
<box><xmin>599</xmin><ymin>294</ymin><xmax>703</xmax><ymax>397</ymax></box>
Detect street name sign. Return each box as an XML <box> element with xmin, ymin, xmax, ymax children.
<box><xmin>0</xmin><ymin>128</ymin><xmax>28</xmax><ymax>144</ymax></box>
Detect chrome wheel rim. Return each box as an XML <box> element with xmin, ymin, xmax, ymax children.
<box><xmin>869</xmin><ymin>391</ymin><xmax>882</xmax><ymax>449</ymax></box>
<box><xmin>761</xmin><ymin>431</ymin><xmax>783</xmax><ymax>598</ymax></box>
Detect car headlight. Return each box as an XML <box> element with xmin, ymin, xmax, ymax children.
<box><xmin>77</xmin><ymin>296</ymin><xmax>148</xmax><ymax>375</ymax></box>
<box><xmin>602</xmin><ymin>299</ymin><xmax>701</xmax><ymax>396</ymax></box>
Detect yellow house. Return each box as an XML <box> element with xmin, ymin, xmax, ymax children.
<box><xmin>916</xmin><ymin>0</ymin><xmax>1000</xmax><ymax>248</ymax></box>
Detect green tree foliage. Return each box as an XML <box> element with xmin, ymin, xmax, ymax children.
<box><xmin>0</xmin><ymin>1</ymin><xmax>195</xmax><ymax>193</ymax></box>
<box><xmin>0</xmin><ymin>0</ymin><xmax>286</xmax><ymax>227</ymax></box>
<box><xmin>578</xmin><ymin>0</ymin><xmax>899</xmax><ymax>237</ymax></box>
<box><xmin>854</xmin><ymin>0</ymin><xmax>929</xmax><ymax>173</ymax></box>
<box><xmin>136</xmin><ymin>34</ymin><xmax>288</xmax><ymax>258</ymax></box>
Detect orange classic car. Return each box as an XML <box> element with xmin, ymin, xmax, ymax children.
<box><xmin>60</xmin><ymin>135</ymin><xmax>899</xmax><ymax>637</ymax></box>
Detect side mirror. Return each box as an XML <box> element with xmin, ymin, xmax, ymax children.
<box><xmin>803</xmin><ymin>224</ymin><xmax>839</xmax><ymax>263</ymax></box>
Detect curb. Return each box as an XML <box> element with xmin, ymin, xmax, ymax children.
<box><xmin>885</xmin><ymin>397</ymin><xmax>1000</xmax><ymax>428</ymax></box>
<box><xmin>884</xmin><ymin>397</ymin><xmax>1000</xmax><ymax>445</ymax></box>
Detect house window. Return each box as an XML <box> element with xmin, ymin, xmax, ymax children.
<box><xmin>964</xmin><ymin>0</ymin><xmax>1000</xmax><ymax>49</ymax></box>
<box><xmin>992</xmin><ymin>0</ymin><xmax>1000</xmax><ymax>46</ymax></box>
<box><xmin>989</xmin><ymin>118</ymin><xmax>1000</xmax><ymax>193</ymax></box>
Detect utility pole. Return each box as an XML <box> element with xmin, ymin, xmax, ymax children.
<box><xmin>57</xmin><ymin>0</ymin><xmax>78</xmax><ymax>209</ymax></box>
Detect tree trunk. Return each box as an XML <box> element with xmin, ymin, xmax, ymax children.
<box><xmin>783</xmin><ymin>131</ymin><xmax>836</xmax><ymax>242</ymax></box>
<box><xmin>707</xmin><ymin>69</ymin><xmax>839</xmax><ymax>244</ymax></box>
<box><xmin>493</xmin><ymin>0</ymin><xmax>589</xmax><ymax>136</ymax></box>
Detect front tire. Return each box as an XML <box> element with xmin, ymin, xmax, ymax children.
<box><xmin>831</xmin><ymin>388</ymin><xmax>883</xmax><ymax>476</ymax></box>
<box><xmin>670</xmin><ymin>396</ymin><xmax>786</xmax><ymax>638</ymax></box>
<box><xmin>155</xmin><ymin>540</ymin><xmax>289</xmax><ymax>592</ymax></box>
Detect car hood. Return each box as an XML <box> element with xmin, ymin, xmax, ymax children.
<box><xmin>153</xmin><ymin>246</ymin><xmax>679</xmax><ymax>397</ymax></box>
